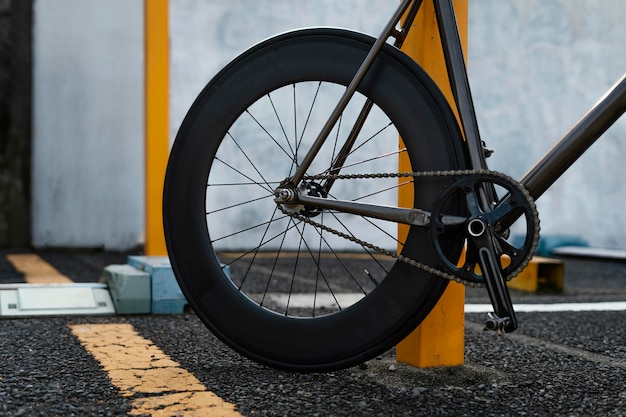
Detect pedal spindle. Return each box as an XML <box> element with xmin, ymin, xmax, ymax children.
<box><xmin>485</xmin><ymin>313</ymin><xmax>512</xmax><ymax>334</ymax></box>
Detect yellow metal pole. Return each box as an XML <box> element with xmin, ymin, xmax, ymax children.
<box><xmin>144</xmin><ymin>0</ymin><xmax>169</xmax><ymax>256</ymax></box>
<box><xmin>396</xmin><ymin>0</ymin><xmax>468</xmax><ymax>368</ymax></box>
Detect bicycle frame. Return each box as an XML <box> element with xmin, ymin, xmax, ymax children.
<box><xmin>273</xmin><ymin>0</ymin><xmax>626</xmax><ymax>332</ymax></box>
<box><xmin>164</xmin><ymin>0</ymin><xmax>626</xmax><ymax>366</ymax></box>
<box><xmin>287</xmin><ymin>0</ymin><xmax>626</xmax><ymax>210</ymax></box>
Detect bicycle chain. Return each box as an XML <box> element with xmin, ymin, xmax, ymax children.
<box><xmin>277</xmin><ymin>169</ymin><xmax>540</xmax><ymax>288</ymax></box>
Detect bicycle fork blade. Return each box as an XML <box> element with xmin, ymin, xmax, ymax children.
<box><xmin>476</xmin><ymin>238</ymin><xmax>518</xmax><ymax>334</ymax></box>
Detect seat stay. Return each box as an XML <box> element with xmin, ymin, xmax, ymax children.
<box><xmin>289</xmin><ymin>0</ymin><xmax>416</xmax><ymax>186</ymax></box>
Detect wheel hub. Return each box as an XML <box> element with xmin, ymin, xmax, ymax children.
<box><xmin>275</xmin><ymin>180</ymin><xmax>328</xmax><ymax>218</ymax></box>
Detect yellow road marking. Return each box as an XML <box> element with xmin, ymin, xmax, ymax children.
<box><xmin>6</xmin><ymin>254</ymin><xmax>73</xmax><ymax>284</ymax></box>
<box><xmin>69</xmin><ymin>323</ymin><xmax>243</xmax><ymax>417</ymax></box>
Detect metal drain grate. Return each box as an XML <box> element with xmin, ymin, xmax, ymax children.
<box><xmin>0</xmin><ymin>283</ymin><xmax>115</xmax><ymax>317</ymax></box>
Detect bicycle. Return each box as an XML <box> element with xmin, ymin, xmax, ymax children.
<box><xmin>163</xmin><ymin>0</ymin><xmax>626</xmax><ymax>372</ymax></box>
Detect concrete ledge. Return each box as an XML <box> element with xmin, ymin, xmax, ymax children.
<box><xmin>552</xmin><ymin>246</ymin><xmax>626</xmax><ymax>261</ymax></box>
<box><xmin>508</xmin><ymin>256</ymin><xmax>564</xmax><ymax>293</ymax></box>
<box><xmin>127</xmin><ymin>256</ymin><xmax>187</xmax><ymax>314</ymax></box>
<box><xmin>100</xmin><ymin>257</ymin><xmax>231</xmax><ymax>315</ymax></box>
<box><xmin>101</xmin><ymin>264</ymin><xmax>151</xmax><ymax>314</ymax></box>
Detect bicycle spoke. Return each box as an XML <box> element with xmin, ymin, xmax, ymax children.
<box><xmin>321</xmin><ymin>148</ymin><xmax>405</xmax><ymax>175</ymax></box>
<box><xmin>230</xmin><ymin>210</ymin><xmax>299</xmax><ymax>291</ymax></box>
<box><xmin>210</xmin><ymin>210</ymin><xmax>292</xmax><ymax>245</ymax></box>
<box><xmin>267</xmin><ymin>92</ymin><xmax>295</xmax><ymax>156</ymax></box>
<box><xmin>211</xmin><ymin>156</ymin><xmax>274</xmax><ymax>194</ymax></box>
<box><xmin>296</xmin><ymin>82</ymin><xmax>322</xmax><ymax>151</ymax></box>
<box><xmin>329</xmin><ymin>211</ymin><xmax>394</xmax><ymax>275</ymax></box>
<box><xmin>205</xmin><ymin>194</ymin><xmax>272</xmax><ymax>216</ymax></box>
<box><xmin>259</xmin><ymin>219</ymin><xmax>292</xmax><ymax>308</ymax></box>
<box><xmin>225</xmin><ymin>132</ymin><xmax>274</xmax><ymax>190</ymax></box>
<box><xmin>343</xmin><ymin>122</ymin><xmax>393</xmax><ymax>160</ymax></box>
<box><xmin>291</xmin><ymin>220</ymin><xmax>343</xmax><ymax>314</ymax></box>
<box><xmin>244</xmin><ymin>108</ymin><xmax>295</xmax><ymax>162</ymax></box>
<box><xmin>310</xmin><ymin>213</ymin><xmax>372</xmax><ymax>295</ymax></box>
<box><xmin>284</xmin><ymin>236</ymin><xmax>305</xmax><ymax>316</ymax></box>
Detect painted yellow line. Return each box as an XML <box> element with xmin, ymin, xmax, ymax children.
<box><xmin>6</xmin><ymin>254</ymin><xmax>73</xmax><ymax>284</ymax></box>
<box><xmin>69</xmin><ymin>323</ymin><xmax>243</xmax><ymax>417</ymax></box>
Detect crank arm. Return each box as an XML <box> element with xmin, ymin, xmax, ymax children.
<box><xmin>468</xmin><ymin>218</ymin><xmax>518</xmax><ymax>333</ymax></box>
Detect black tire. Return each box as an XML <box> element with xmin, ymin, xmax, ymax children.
<box><xmin>163</xmin><ymin>28</ymin><xmax>467</xmax><ymax>371</ymax></box>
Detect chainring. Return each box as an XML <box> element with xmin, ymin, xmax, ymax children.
<box><xmin>429</xmin><ymin>171</ymin><xmax>540</xmax><ymax>284</ymax></box>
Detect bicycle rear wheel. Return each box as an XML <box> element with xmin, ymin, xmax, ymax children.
<box><xmin>164</xmin><ymin>28</ymin><xmax>468</xmax><ymax>371</ymax></box>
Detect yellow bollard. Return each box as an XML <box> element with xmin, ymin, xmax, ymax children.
<box><xmin>144</xmin><ymin>0</ymin><xmax>169</xmax><ymax>256</ymax></box>
<box><xmin>396</xmin><ymin>0</ymin><xmax>468</xmax><ymax>368</ymax></box>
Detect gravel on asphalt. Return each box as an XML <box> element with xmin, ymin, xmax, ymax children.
<box><xmin>1</xmin><ymin>252</ymin><xmax>625</xmax><ymax>416</ymax></box>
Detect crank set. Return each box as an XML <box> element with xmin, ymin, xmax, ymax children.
<box><xmin>430</xmin><ymin>171</ymin><xmax>540</xmax><ymax>285</ymax></box>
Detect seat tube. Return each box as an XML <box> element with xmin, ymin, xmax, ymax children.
<box><xmin>433</xmin><ymin>0</ymin><xmax>487</xmax><ymax>171</ymax></box>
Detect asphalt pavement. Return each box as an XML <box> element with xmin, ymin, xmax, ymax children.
<box><xmin>1</xmin><ymin>249</ymin><xmax>625</xmax><ymax>416</ymax></box>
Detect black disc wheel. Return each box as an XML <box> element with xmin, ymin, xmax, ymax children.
<box><xmin>163</xmin><ymin>28</ymin><xmax>468</xmax><ymax>371</ymax></box>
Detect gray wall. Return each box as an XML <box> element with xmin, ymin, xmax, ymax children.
<box><xmin>469</xmin><ymin>0</ymin><xmax>626</xmax><ymax>250</ymax></box>
<box><xmin>32</xmin><ymin>0</ymin><xmax>144</xmax><ymax>249</ymax></box>
<box><xmin>32</xmin><ymin>0</ymin><xmax>625</xmax><ymax>250</ymax></box>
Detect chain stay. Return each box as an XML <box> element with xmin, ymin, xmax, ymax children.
<box><xmin>279</xmin><ymin>169</ymin><xmax>539</xmax><ymax>288</ymax></box>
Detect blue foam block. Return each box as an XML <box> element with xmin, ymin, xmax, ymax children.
<box><xmin>513</xmin><ymin>234</ymin><xmax>589</xmax><ymax>257</ymax></box>
<box><xmin>127</xmin><ymin>256</ymin><xmax>187</xmax><ymax>314</ymax></box>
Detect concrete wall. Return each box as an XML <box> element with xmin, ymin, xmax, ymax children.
<box><xmin>469</xmin><ymin>0</ymin><xmax>626</xmax><ymax>250</ymax></box>
<box><xmin>31</xmin><ymin>0</ymin><xmax>625</xmax><ymax>250</ymax></box>
<box><xmin>169</xmin><ymin>0</ymin><xmax>398</xmax><ymax>145</ymax></box>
